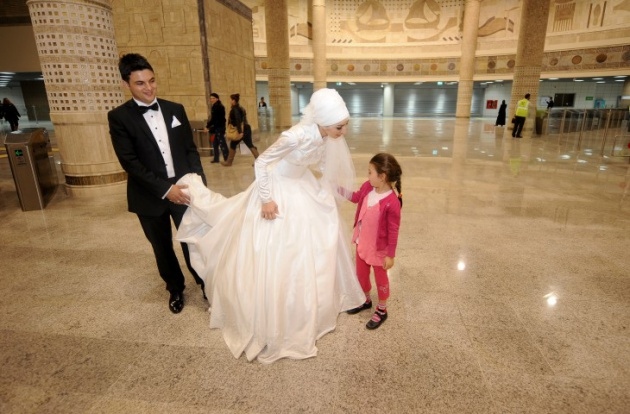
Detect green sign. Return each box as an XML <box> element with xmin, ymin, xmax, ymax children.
<box><xmin>585</xmin><ymin>96</ymin><xmax>594</xmax><ymax>101</ymax></box>
<box><xmin>14</xmin><ymin>149</ymin><xmax>23</xmax><ymax>156</ymax></box>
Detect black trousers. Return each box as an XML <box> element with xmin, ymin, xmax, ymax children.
<box><xmin>137</xmin><ymin>204</ymin><xmax>202</xmax><ymax>293</ymax></box>
<box><xmin>513</xmin><ymin>116</ymin><xmax>526</xmax><ymax>137</ymax></box>
<box><xmin>212</xmin><ymin>129</ymin><xmax>228</xmax><ymax>161</ymax></box>
<box><xmin>229</xmin><ymin>124</ymin><xmax>256</xmax><ymax>150</ymax></box>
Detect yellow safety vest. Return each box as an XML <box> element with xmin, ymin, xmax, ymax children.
<box><xmin>515</xmin><ymin>98</ymin><xmax>529</xmax><ymax>117</ymax></box>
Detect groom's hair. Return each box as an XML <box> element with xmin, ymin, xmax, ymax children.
<box><xmin>119</xmin><ymin>53</ymin><xmax>154</xmax><ymax>82</ymax></box>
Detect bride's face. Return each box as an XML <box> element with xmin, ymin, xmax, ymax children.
<box><xmin>319</xmin><ymin>118</ymin><xmax>349</xmax><ymax>139</ymax></box>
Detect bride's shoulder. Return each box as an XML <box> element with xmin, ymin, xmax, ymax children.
<box><xmin>281</xmin><ymin>123</ymin><xmax>317</xmax><ymax>142</ymax></box>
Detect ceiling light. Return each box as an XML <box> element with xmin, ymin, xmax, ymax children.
<box><xmin>596</xmin><ymin>81</ymin><xmax>606</xmax><ymax>83</ymax></box>
<box><xmin>614</xmin><ymin>75</ymin><xmax>627</xmax><ymax>78</ymax></box>
<box><xmin>592</xmin><ymin>77</ymin><xmax>603</xmax><ymax>80</ymax></box>
<box><xmin>548</xmin><ymin>78</ymin><xmax>559</xmax><ymax>80</ymax></box>
<box><xmin>574</xmin><ymin>79</ymin><xmax>584</xmax><ymax>82</ymax></box>
<box><xmin>615</xmin><ymin>79</ymin><xmax>625</xmax><ymax>82</ymax></box>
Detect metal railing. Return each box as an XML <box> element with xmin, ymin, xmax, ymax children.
<box><xmin>542</xmin><ymin>108</ymin><xmax>629</xmax><ymax>156</ymax></box>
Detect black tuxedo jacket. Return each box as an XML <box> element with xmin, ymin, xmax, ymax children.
<box><xmin>108</xmin><ymin>98</ymin><xmax>206</xmax><ymax>216</ymax></box>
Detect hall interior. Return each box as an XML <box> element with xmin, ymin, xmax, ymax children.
<box><xmin>1</xmin><ymin>117</ymin><xmax>629</xmax><ymax>413</ymax></box>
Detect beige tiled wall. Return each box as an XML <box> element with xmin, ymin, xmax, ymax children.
<box><xmin>110</xmin><ymin>0</ymin><xmax>257</xmax><ymax>129</ymax></box>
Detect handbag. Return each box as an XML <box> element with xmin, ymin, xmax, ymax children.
<box><xmin>226</xmin><ymin>123</ymin><xmax>242</xmax><ymax>141</ymax></box>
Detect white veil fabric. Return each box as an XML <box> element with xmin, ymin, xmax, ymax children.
<box><xmin>299</xmin><ymin>88</ymin><xmax>355</xmax><ymax>203</ymax></box>
<box><xmin>321</xmin><ymin>135</ymin><xmax>355</xmax><ymax>204</ymax></box>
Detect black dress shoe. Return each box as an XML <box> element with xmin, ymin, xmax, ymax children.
<box><xmin>366</xmin><ymin>309</ymin><xmax>387</xmax><ymax>330</ymax></box>
<box><xmin>347</xmin><ymin>300</ymin><xmax>372</xmax><ymax>315</ymax></box>
<box><xmin>168</xmin><ymin>291</ymin><xmax>184</xmax><ymax>314</ymax></box>
<box><xmin>210</xmin><ymin>160</ymin><xmax>220</xmax><ymax>163</ymax></box>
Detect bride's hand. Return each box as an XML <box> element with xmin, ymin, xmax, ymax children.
<box><xmin>261</xmin><ymin>201</ymin><xmax>279</xmax><ymax>220</ymax></box>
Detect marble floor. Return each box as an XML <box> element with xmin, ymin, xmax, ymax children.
<box><xmin>1</xmin><ymin>118</ymin><xmax>629</xmax><ymax>413</ymax></box>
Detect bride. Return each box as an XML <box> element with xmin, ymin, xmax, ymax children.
<box><xmin>176</xmin><ymin>88</ymin><xmax>365</xmax><ymax>363</ymax></box>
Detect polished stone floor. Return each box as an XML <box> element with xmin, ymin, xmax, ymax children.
<box><xmin>1</xmin><ymin>118</ymin><xmax>629</xmax><ymax>413</ymax></box>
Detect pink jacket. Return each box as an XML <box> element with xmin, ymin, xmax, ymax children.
<box><xmin>349</xmin><ymin>181</ymin><xmax>401</xmax><ymax>258</ymax></box>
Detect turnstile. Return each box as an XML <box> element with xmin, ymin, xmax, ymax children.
<box><xmin>4</xmin><ymin>128</ymin><xmax>58</xmax><ymax>211</ymax></box>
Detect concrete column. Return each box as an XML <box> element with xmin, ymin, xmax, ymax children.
<box><xmin>265</xmin><ymin>0</ymin><xmax>292</xmax><ymax>129</ymax></box>
<box><xmin>312</xmin><ymin>0</ymin><xmax>326</xmax><ymax>91</ymax></box>
<box><xmin>383</xmin><ymin>84</ymin><xmax>394</xmax><ymax>117</ymax></box>
<box><xmin>509</xmin><ymin>0</ymin><xmax>551</xmax><ymax>136</ymax></box>
<box><xmin>456</xmin><ymin>0</ymin><xmax>480</xmax><ymax>118</ymax></box>
<box><xmin>26</xmin><ymin>0</ymin><xmax>125</xmax><ymax>198</ymax></box>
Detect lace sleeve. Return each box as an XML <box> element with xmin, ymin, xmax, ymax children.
<box><xmin>254</xmin><ymin>131</ymin><xmax>300</xmax><ymax>203</ymax></box>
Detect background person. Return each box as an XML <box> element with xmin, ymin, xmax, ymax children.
<box><xmin>495</xmin><ymin>99</ymin><xmax>507</xmax><ymax>127</ymax></box>
<box><xmin>512</xmin><ymin>93</ymin><xmax>530</xmax><ymax>138</ymax></box>
<box><xmin>222</xmin><ymin>93</ymin><xmax>259</xmax><ymax>166</ymax></box>
<box><xmin>2</xmin><ymin>98</ymin><xmax>21</xmax><ymax>131</ymax></box>
<box><xmin>205</xmin><ymin>92</ymin><xmax>228</xmax><ymax>163</ymax></box>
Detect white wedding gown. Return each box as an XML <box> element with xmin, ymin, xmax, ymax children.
<box><xmin>176</xmin><ymin>123</ymin><xmax>365</xmax><ymax>364</ymax></box>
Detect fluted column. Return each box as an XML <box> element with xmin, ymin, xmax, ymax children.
<box><xmin>456</xmin><ymin>0</ymin><xmax>480</xmax><ymax>118</ymax></box>
<box><xmin>265</xmin><ymin>0</ymin><xmax>292</xmax><ymax>129</ymax></box>
<box><xmin>27</xmin><ymin>0</ymin><xmax>125</xmax><ymax>197</ymax></box>
<box><xmin>312</xmin><ymin>0</ymin><xmax>326</xmax><ymax>91</ymax></box>
<box><xmin>509</xmin><ymin>0</ymin><xmax>551</xmax><ymax>136</ymax></box>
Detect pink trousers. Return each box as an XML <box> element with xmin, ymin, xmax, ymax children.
<box><xmin>355</xmin><ymin>251</ymin><xmax>390</xmax><ymax>301</ymax></box>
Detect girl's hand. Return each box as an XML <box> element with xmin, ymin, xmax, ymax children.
<box><xmin>383</xmin><ymin>256</ymin><xmax>394</xmax><ymax>270</ymax></box>
<box><xmin>261</xmin><ymin>201</ymin><xmax>279</xmax><ymax>220</ymax></box>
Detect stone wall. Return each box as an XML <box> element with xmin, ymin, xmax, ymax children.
<box><xmin>205</xmin><ymin>0</ymin><xmax>257</xmax><ymax>131</ymax></box>
<box><xmin>110</xmin><ymin>0</ymin><xmax>256</xmax><ymax>128</ymax></box>
<box><xmin>110</xmin><ymin>0</ymin><xmax>203</xmax><ymax>123</ymax></box>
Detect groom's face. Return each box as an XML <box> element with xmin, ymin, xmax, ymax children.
<box><xmin>124</xmin><ymin>69</ymin><xmax>157</xmax><ymax>105</ymax></box>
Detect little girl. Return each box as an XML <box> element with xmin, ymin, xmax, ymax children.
<box><xmin>346</xmin><ymin>153</ymin><xmax>402</xmax><ymax>329</ymax></box>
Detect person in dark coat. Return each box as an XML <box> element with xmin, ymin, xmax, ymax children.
<box><xmin>205</xmin><ymin>92</ymin><xmax>228</xmax><ymax>163</ymax></box>
<box><xmin>495</xmin><ymin>100</ymin><xmax>507</xmax><ymax>127</ymax></box>
<box><xmin>2</xmin><ymin>98</ymin><xmax>21</xmax><ymax>131</ymax></box>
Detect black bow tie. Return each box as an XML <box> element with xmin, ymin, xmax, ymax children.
<box><xmin>138</xmin><ymin>102</ymin><xmax>159</xmax><ymax>114</ymax></box>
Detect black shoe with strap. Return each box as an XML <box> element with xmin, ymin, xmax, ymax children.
<box><xmin>366</xmin><ymin>309</ymin><xmax>387</xmax><ymax>330</ymax></box>
<box><xmin>347</xmin><ymin>300</ymin><xmax>372</xmax><ymax>315</ymax></box>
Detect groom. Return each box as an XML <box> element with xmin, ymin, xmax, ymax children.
<box><xmin>108</xmin><ymin>53</ymin><xmax>207</xmax><ymax>313</ymax></box>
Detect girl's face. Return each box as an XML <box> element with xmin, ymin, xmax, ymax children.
<box><xmin>368</xmin><ymin>163</ymin><xmax>385</xmax><ymax>188</ymax></box>
<box><xmin>319</xmin><ymin>118</ymin><xmax>349</xmax><ymax>139</ymax></box>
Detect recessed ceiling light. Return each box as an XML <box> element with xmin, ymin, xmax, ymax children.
<box><xmin>548</xmin><ymin>78</ymin><xmax>559</xmax><ymax>80</ymax></box>
<box><xmin>495</xmin><ymin>80</ymin><xmax>503</xmax><ymax>82</ymax></box>
<box><xmin>574</xmin><ymin>79</ymin><xmax>584</xmax><ymax>82</ymax></box>
<box><xmin>614</xmin><ymin>75</ymin><xmax>627</xmax><ymax>78</ymax></box>
<box><xmin>596</xmin><ymin>81</ymin><xmax>606</xmax><ymax>83</ymax></box>
<box><xmin>592</xmin><ymin>77</ymin><xmax>603</xmax><ymax>80</ymax></box>
<box><xmin>615</xmin><ymin>79</ymin><xmax>625</xmax><ymax>82</ymax></box>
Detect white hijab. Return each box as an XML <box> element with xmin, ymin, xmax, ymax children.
<box><xmin>300</xmin><ymin>88</ymin><xmax>350</xmax><ymax>127</ymax></box>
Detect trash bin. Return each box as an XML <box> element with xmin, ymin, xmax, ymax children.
<box><xmin>4</xmin><ymin>128</ymin><xmax>58</xmax><ymax>211</ymax></box>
